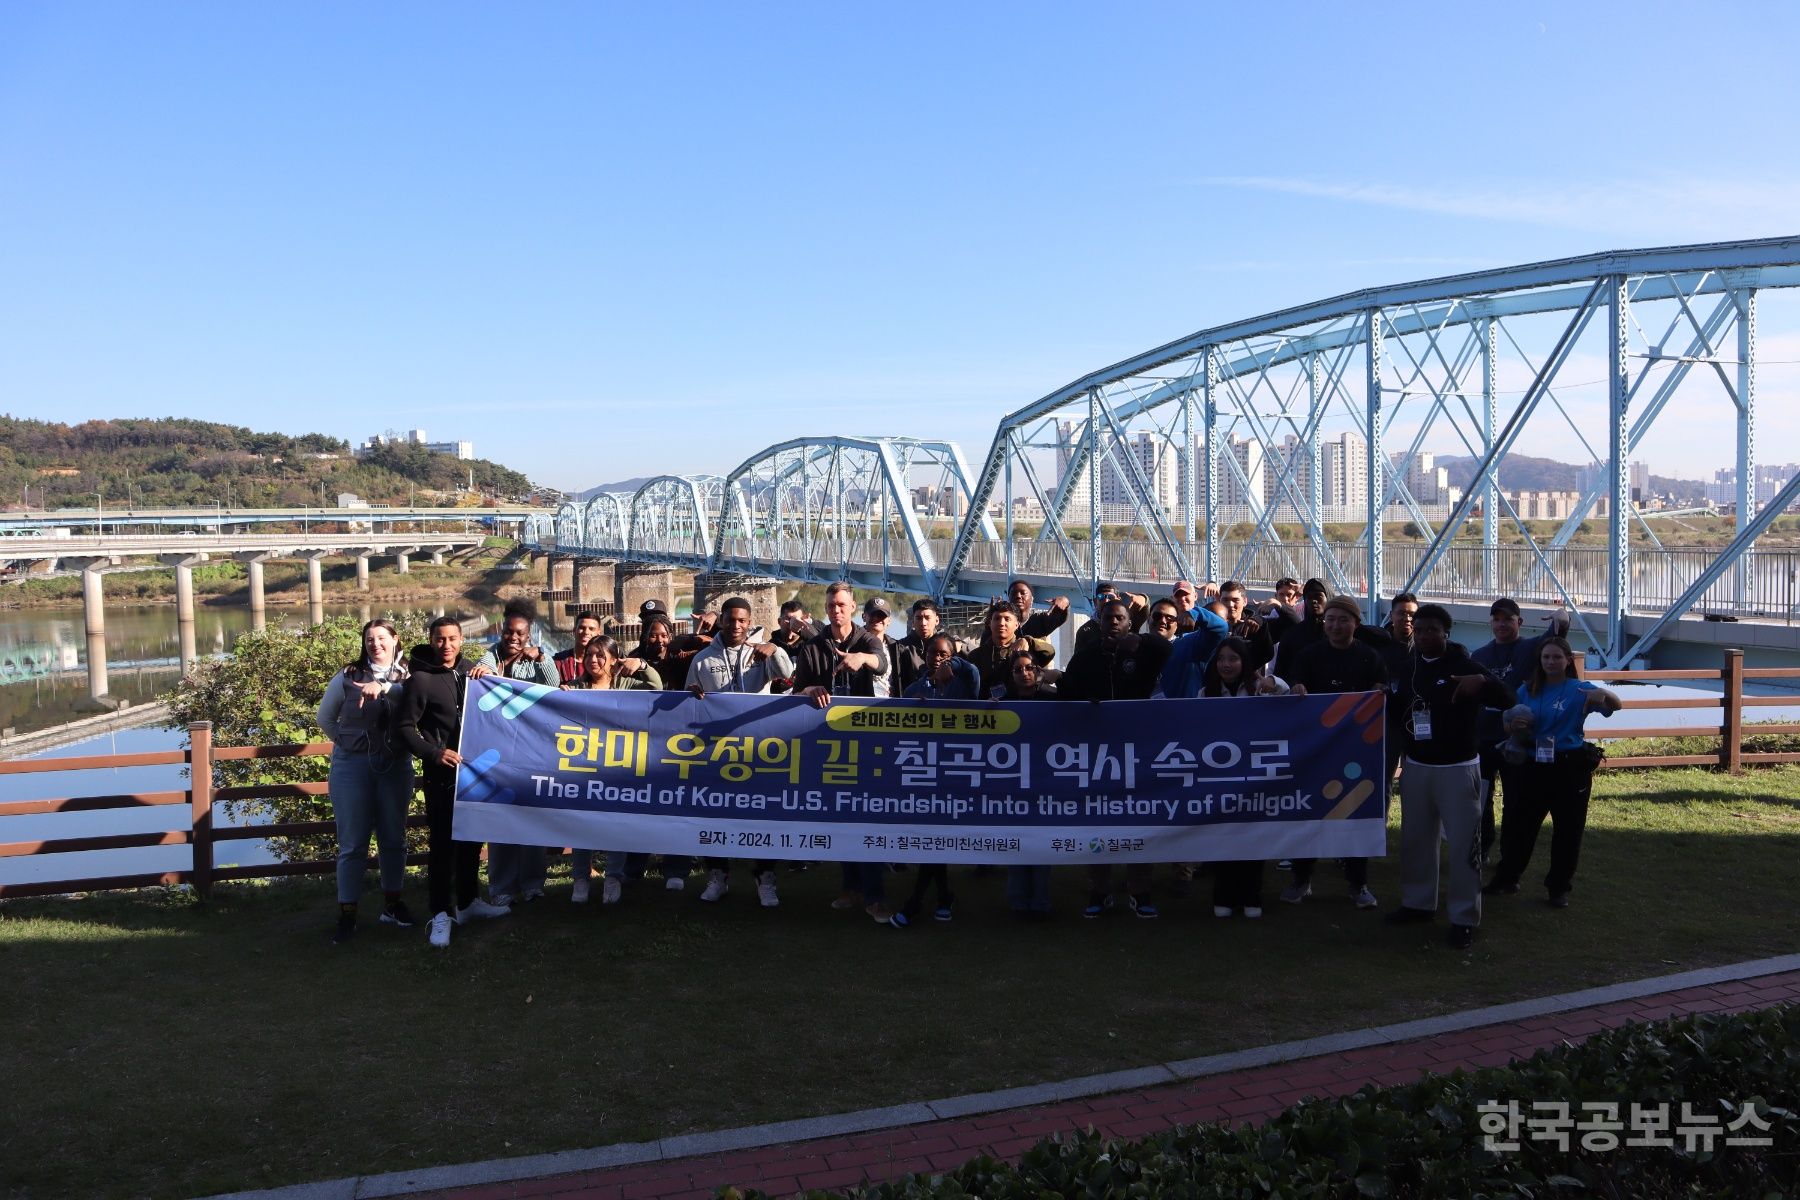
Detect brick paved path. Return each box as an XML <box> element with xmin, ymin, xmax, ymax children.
<box><xmin>417</xmin><ymin>968</ymin><xmax>1800</xmax><ymax>1200</ymax></box>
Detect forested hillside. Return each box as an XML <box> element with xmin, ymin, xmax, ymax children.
<box><xmin>0</xmin><ymin>416</ymin><xmax>537</xmax><ymax>509</ymax></box>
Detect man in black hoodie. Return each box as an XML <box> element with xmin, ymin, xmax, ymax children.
<box><xmin>394</xmin><ymin>616</ymin><xmax>511</xmax><ymax>948</ymax></box>
<box><xmin>1383</xmin><ymin>605</ymin><xmax>1514</xmax><ymax>950</ymax></box>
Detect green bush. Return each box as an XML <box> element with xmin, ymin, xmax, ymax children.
<box><xmin>727</xmin><ymin>1005</ymin><xmax>1798</xmax><ymax>1199</ymax></box>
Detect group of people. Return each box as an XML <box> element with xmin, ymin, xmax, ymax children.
<box><xmin>317</xmin><ymin>574</ymin><xmax>1619</xmax><ymax>950</ymax></box>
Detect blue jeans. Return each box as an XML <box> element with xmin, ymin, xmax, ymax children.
<box><xmin>1007</xmin><ymin>866</ymin><xmax>1052</xmax><ymax>913</ymax></box>
<box><xmin>331</xmin><ymin>746</ymin><xmax>413</xmax><ymax>904</ymax></box>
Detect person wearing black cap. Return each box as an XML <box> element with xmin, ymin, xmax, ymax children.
<box><xmin>1384</xmin><ymin>604</ymin><xmax>1514</xmax><ymax>950</ymax></box>
<box><xmin>1286</xmin><ymin>594</ymin><xmax>1388</xmax><ymax>909</ymax></box>
<box><xmin>860</xmin><ymin>596</ymin><xmax>900</xmax><ymax>697</ymax></box>
<box><xmin>627</xmin><ymin>610</ymin><xmax>693</xmax><ymax>692</ymax></box>
<box><xmin>1471</xmin><ymin>597</ymin><xmax>1572</xmax><ymax>856</ymax></box>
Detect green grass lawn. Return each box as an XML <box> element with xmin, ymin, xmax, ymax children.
<box><xmin>3</xmin><ymin>768</ymin><xmax>1798</xmax><ymax>1199</ymax></box>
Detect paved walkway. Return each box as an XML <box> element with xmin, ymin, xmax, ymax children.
<box><xmin>216</xmin><ymin>955</ymin><xmax>1800</xmax><ymax>1200</ymax></box>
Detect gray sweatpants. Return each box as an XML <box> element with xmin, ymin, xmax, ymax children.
<box><xmin>1399</xmin><ymin>759</ymin><xmax>1484</xmax><ymax>928</ymax></box>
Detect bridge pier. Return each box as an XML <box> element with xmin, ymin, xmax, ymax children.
<box><xmin>692</xmin><ymin>572</ymin><xmax>782</xmax><ymax>631</ymax></box>
<box><xmin>243</xmin><ymin>556</ymin><xmax>269</xmax><ymax>631</ymax></box>
<box><xmin>355</xmin><ymin>554</ymin><xmax>370</xmax><ymax>591</ymax></box>
<box><xmin>572</xmin><ymin>561</ymin><xmax>614</xmax><ymax>610</ymax></box>
<box><xmin>172</xmin><ymin>559</ymin><xmax>198</xmax><ymax>675</ymax></box>
<box><xmin>546</xmin><ymin>555</ymin><xmax>574</xmax><ymax>594</ymax></box>
<box><xmin>431</xmin><ymin>549</ymin><xmax>445</xmax><ymax>566</ymax></box>
<box><xmin>615</xmin><ymin>566</ymin><xmax>676</xmax><ymax>623</ymax></box>
<box><xmin>81</xmin><ymin>565</ymin><xmax>111</xmax><ymax>706</ymax></box>
<box><xmin>395</xmin><ymin>551</ymin><xmax>411</xmax><ymax>575</ymax></box>
<box><xmin>306</xmin><ymin>555</ymin><xmax>325</xmax><ymax>625</ymax></box>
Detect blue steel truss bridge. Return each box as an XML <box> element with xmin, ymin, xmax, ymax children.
<box><xmin>527</xmin><ymin>237</ymin><xmax>1800</xmax><ymax>668</ymax></box>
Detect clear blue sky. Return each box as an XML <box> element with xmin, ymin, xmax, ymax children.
<box><xmin>3</xmin><ymin>3</ymin><xmax>1796</xmax><ymax>491</ymax></box>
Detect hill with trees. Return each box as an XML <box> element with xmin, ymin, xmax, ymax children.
<box><xmin>0</xmin><ymin>415</ymin><xmax>537</xmax><ymax>510</ymax></box>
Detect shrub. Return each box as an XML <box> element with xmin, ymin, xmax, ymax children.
<box><xmin>725</xmin><ymin>1005</ymin><xmax>1799</xmax><ymax>1199</ymax></box>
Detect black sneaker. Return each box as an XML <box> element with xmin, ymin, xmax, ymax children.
<box><xmin>332</xmin><ymin>913</ymin><xmax>357</xmax><ymax>945</ymax></box>
<box><xmin>381</xmin><ymin>900</ymin><xmax>418</xmax><ymax>928</ymax></box>
<box><xmin>1548</xmin><ymin>892</ymin><xmax>1571</xmax><ymax>909</ymax></box>
<box><xmin>1384</xmin><ymin>906</ymin><xmax>1435</xmax><ymax>925</ymax></box>
<box><xmin>1449</xmin><ymin>924</ymin><xmax>1476</xmax><ymax>949</ymax></box>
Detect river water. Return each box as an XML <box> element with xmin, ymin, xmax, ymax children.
<box><xmin>2</xmin><ymin>602</ymin><xmax>1793</xmax><ymax>890</ymax></box>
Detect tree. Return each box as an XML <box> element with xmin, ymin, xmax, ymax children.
<box><xmin>165</xmin><ymin>615</ymin><xmax>443</xmax><ymax>863</ymax></box>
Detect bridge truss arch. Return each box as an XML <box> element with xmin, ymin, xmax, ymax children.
<box><xmin>712</xmin><ymin>437</ymin><xmax>996</xmax><ymax>595</ymax></box>
<box><xmin>581</xmin><ymin>492</ymin><xmax>633</xmax><ymax>555</ymax></box>
<box><xmin>626</xmin><ymin>475</ymin><xmax>723</xmax><ymax>565</ymax></box>
<box><xmin>526</xmin><ymin>237</ymin><xmax>1800</xmax><ymax>667</ymax></box>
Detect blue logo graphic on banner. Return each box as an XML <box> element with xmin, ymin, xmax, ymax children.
<box><xmin>452</xmin><ymin>680</ymin><xmax>1387</xmax><ymax>865</ymax></box>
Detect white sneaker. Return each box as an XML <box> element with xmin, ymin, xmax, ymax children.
<box><xmin>489</xmin><ymin>892</ymin><xmax>515</xmax><ymax>907</ymax></box>
<box><xmin>1353</xmin><ymin>885</ymin><xmax>1379</xmax><ymax>910</ymax></box>
<box><xmin>701</xmin><ymin>869</ymin><xmax>729</xmax><ymax>902</ymax></box>
<box><xmin>1244</xmin><ymin>906</ymin><xmax>1263</xmax><ymax>919</ymax></box>
<box><xmin>429</xmin><ymin>911</ymin><xmax>452</xmax><ymax>948</ymax></box>
<box><xmin>602</xmin><ymin>877</ymin><xmax>622</xmax><ymax>905</ymax></box>
<box><xmin>664</xmin><ymin>874</ymin><xmax>686</xmax><ymax>891</ymax></box>
<box><xmin>571</xmin><ymin>878</ymin><xmax>590</xmax><ymax>904</ymax></box>
<box><xmin>455</xmin><ymin>896</ymin><xmax>511</xmax><ymax>924</ymax></box>
<box><xmin>1213</xmin><ymin>905</ymin><xmax>1233</xmax><ymax>918</ymax></box>
<box><xmin>1279</xmin><ymin>882</ymin><xmax>1311</xmax><ymax>904</ymax></box>
<box><xmin>756</xmin><ymin>870</ymin><xmax>780</xmax><ymax>908</ymax></box>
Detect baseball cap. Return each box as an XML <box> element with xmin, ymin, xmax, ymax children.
<box><xmin>863</xmin><ymin>597</ymin><xmax>892</xmax><ymax>619</ymax></box>
<box><xmin>1489</xmin><ymin>598</ymin><xmax>1522</xmax><ymax>618</ymax></box>
<box><xmin>638</xmin><ymin>598</ymin><xmax>670</xmax><ymax>619</ymax></box>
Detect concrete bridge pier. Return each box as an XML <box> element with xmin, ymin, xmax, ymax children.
<box><xmin>81</xmin><ymin>565</ymin><xmax>111</xmax><ymax>705</ymax></box>
<box><xmin>306</xmin><ymin>554</ymin><xmax>326</xmax><ymax>626</ymax></box>
<box><xmin>692</xmin><ymin>572</ymin><xmax>783</xmax><ymax>631</ymax></box>
<box><xmin>545</xmin><ymin>555</ymin><xmax>574</xmax><ymax>595</ymax></box>
<box><xmin>615</xmin><ymin>566</ymin><xmax>676</xmax><ymax>623</ymax></box>
<box><xmin>395</xmin><ymin>550</ymin><xmax>411</xmax><ymax>575</ymax></box>
<box><xmin>163</xmin><ymin>555</ymin><xmax>204</xmax><ymax>675</ymax></box>
<box><xmin>355</xmin><ymin>554</ymin><xmax>370</xmax><ymax>591</ymax></box>
<box><xmin>430</xmin><ymin>549</ymin><xmax>445</xmax><ymax>566</ymax></box>
<box><xmin>572</xmin><ymin>561</ymin><xmax>615</xmax><ymax>610</ymax></box>
<box><xmin>240</xmin><ymin>554</ymin><xmax>271</xmax><ymax>631</ymax></box>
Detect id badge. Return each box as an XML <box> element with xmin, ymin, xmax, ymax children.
<box><xmin>1412</xmin><ymin>705</ymin><xmax>1432</xmax><ymax>740</ymax></box>
<box><xmin>1536</xmin><ymin>737</ymin><xmax>1556</xmax><ymax>763</ymax></box>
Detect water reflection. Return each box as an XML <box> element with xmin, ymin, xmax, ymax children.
<box><xmin>0</xmin><ymin>603</ymin><xmax>524</xmax><ymax>738</ymax></box>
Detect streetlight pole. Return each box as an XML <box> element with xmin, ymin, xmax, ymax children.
<box><xmin>93</xmin><ymin>491</ymin><xmax>103</xmax><ymax>536</ymax></box>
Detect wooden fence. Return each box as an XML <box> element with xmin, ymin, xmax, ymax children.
<box><xmin>0</xmin><ymin>648</ymin><xmax>1791</xmax><ymax>900</ymax></box>
<box><xmin>0</xmin><ymin>723</ymin><xmax>424</xmax><ymax>900</ymax></box>
<box><xmin>1590</xmin><ymin>649</ymin><xmax>1800</xmax><ymax>770</ymax></box>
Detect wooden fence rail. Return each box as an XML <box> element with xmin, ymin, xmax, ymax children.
<box><xmin>0</xmin><ymin>648</ymin><xmax>1791</xmax><ymax>900</ymax></box>
<box><xmin>0</xmin><ymin>723</ymin><xmax>426</xmax><ymax>900</ymax></box>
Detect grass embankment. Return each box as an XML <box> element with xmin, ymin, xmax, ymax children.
<box><xmin>2</xmin><ymin>768</ymin><xmax>1796</xmax><ymax>1199</ymax></box>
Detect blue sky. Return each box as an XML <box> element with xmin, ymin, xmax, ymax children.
<box><xmin>3</xmin><ymin>3</ymin><xmax>1796</xmax><ymax>492</ymax></box>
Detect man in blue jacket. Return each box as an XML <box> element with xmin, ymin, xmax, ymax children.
<box><xmin>1159</xmin><ymin>604</ymin><xmax>1233</xmax><ymax>698</ymax></box>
